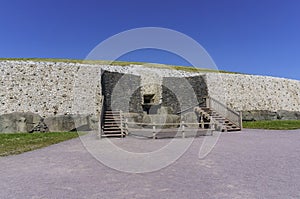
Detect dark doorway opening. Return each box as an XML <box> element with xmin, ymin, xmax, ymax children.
<box><xmin>143</xmin><ymin>94</ymin><xmax>155</xmax><ymax>104</ymax></box>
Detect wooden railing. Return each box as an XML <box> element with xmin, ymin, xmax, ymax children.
<box><xmin>204</xmin><ymin>96</ymin><xmax>243</xmax><ymax>129</ymax></box>
<box><xmin>125</xmin><ymin>121</ymin><xmax>215</xmax><ymax>139</ymax></box>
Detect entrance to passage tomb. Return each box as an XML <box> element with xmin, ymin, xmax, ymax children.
<box><xmin>142</xmin><ymin>94</ymin><xmax>160</xmax><ymax>115</ymax></box>
<box><xmin>99</xmin><ymin>71</ymin><xmax>242</xmax><ymax>138</ymax></box>
<box><xmin>143</xmin><ymin>94</ymin><xmax>155</xmax><ymax>104</ymax></box>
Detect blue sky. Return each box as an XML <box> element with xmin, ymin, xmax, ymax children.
<box><xmin>0</xmin><ymin>0</ymin><xmax>299</xmax><ymax>80</ymax></box>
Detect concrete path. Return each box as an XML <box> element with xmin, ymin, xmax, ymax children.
<box><xmin>1</xmin><ymin>129</ymin><xmax>300</xmax><ymax>199</ymax></box>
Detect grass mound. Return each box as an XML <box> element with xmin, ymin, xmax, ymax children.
<box><xmin>0</xmin><ymin>132</ymin><xmax>79</xmax><ymax>156</ymax></box>
<box><xmin>0</xmin><ymin>58</ymin><xmax>238</xmax><ymax>74</ymax></box>
<box><xmin>243</xmin><ymin>120</ymin><xmax>300</xmax><ymax>130</ymax></box>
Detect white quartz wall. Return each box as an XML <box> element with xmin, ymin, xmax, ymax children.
<box><xmin>0</xmin><ymin>61</ymin><xmax>101</xmax><ymax>117</ymax></box>
<box><xmin>206</xmin><ymin>73</ymin><xmax>300</xmax><ymax>112</ymax></box>
<box><xmin>1</xmin><ymin>60</ymin><xmax>299</xmax><ymax>117</ymax></box>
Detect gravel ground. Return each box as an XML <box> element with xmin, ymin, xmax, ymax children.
<box><xmin>1</xmin><ymin>129</ymin><xmax>300</xmax><ymax>199</ymax></box>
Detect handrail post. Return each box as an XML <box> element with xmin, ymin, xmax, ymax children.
<box><xmin>99</xmin><ymin>120</ymin><xmax>102</xmax><ymax>139</ymax></box>
<box><xmin>205</xmin><ymin>96</ymin><xmax>211</xmax><ymax>108</ymax></box>
<box><xmin>98</xmin><ymin>111</ymin><xmax>101</xmax><ymax>139</ymax></box>
<box><xmin>200</xmin><ymin>116</ymin><xmax>204</xmax><ymax>129</ymax></box>
<box><xmin>208</xmin><ymin>116</ymin><xmax>214</xmax><ymax>135</ymax></box>
<box><xmin>209</xmin><ymin>116</ymin><xmax>212</xmax><ymax>129</ymax></box>
<box><xmin>125</xmin><ymin>118</ymin><xmax>128</xmax><ymax>135</ymax></box>
<box><xmin>181</xmin><ymin>121</ymin><xmax>185</xmax><ymax>138</ymax></box>
<box><xmin>99</xmin><ymin>96</ymin><xmax>104</xmax><ymax>139</ymax></box>
<box><xmin>239</xmin><ymin>111</ymin><xmax>243</xmax><ymax>129</ymax></box>
<box><xmin>120</xmin><ymin>110</ymin><xmax>124</xmax><ymax>138</ymax></box>
<box><xmin>152</xmin><ymin>124</ymin><xmax>156</xmax><ymax>139</ymax></box>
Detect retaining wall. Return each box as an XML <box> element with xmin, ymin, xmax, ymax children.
<box><xmin>205</xmin><ymin>73</ymin><xmax>300</xmax><ymax>112</ymax></box>
<box><xmin>1</xmin><ymin>60</ymin><xmax>299</xmax><ymax>126</ymax></box>
<box><xmin>0</xmin><ymin>61</ymin><xmax>101</xmax><ymax>117</ymax></box>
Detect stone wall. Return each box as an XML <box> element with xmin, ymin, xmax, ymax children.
<box><xmin>205</xmin><ymin>73</ymin><xmax>300</xmax><ymax>112</ymax></box>
<box><xmin>185</xmin><ymin>75</ymin><xmax>208</xmax><ymax>105</ymax></box>
<box><xmin>101</xmin><ymin>71</ymin><xmax>143</xmax><ymax>113</ymax></box>
<box><xmin>162</xmin><ymin>75</ymin><xmax>207</xmax><ymax>114</ymax></box>
<box><xmin>0</xmin><ymin>61</ymin><xmax>101</xmax><ymax>117</ymax></box>
<box><xmin>131</xmin><ymin>68</ymin><xmax>162</xmax><ymax>104</ymax></box>
<box><xmin>1</xmin><ymin>60</ymin><xmax>300</xmax><ymax>129</ymax></box>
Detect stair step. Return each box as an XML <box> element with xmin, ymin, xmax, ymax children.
<box><xmin>104</xmin><ymin>127</ymin><xmax>121</xmax><ymax>130</ymax></box>
<box><xmin>104</xmin><ymin>119</ymin><xmax>121</xmax><ymax>123</ymax></box>
<box><xmin>101</xmin><ymin>134</ymin><xmax>125</xmax><ymax>137</ymax></box>
<box><xmin>195</xmin><ymin>106</ymin><xmax>242</xmax><ymax>132</ymax></box>
<box><xmin>105</xmin><ymin>123</ymin><xmax>122</xmax><ymax>126</ymax></box>
<box><xmin>103</xmin><ymin>130</ymin><xmax>123</xmax><ymax>133</ymax></box>
<box><xmin>201</xmin><ymin>107</ymin><xmax>210</xmax><ymax>110</ymax></box>
<box><xmin>104</xmin><ymin>129</ymin><xmax>122</xmax><ymax>131</ymax></box>
<box><xmin>227</xmin><ymin>128</ymin><xmax>241</xmax><ymax>132</ymax></box>
<box><xmin>104</xmin><ymin>117</ymin><xmax>121</xmax><ymax>119</ymax></box>
<box><xmin>101</xmin><ymin>110</ymin><xmax>126</xmax><ymax>138</ymax></box>
<box><xmin>104</xmin><ymin>123</ymin><xmax>121</xmax><ymax>125</ymax></box>
<box><xmin>104</xmin><ymin>123</ymin><xmax>121</xmax><ymax>126</ymax></box>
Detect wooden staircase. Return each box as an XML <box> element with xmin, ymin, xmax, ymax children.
<box><xmin>101</xmin><ymin>110</ymin><xmax>126</xmax><ymax>138</ymax></box>
<box><xmin>198</xmin><ymin>107</ymin><xmax>241</xmax><ymax>132</ymax></box>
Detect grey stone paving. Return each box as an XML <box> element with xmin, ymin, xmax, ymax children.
<box><xmin>1</xmin><ymin>129</ymin><xmax>300</xmax><ymax>199</ymax></box>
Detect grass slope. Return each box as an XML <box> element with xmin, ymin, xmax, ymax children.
<box><xmin>0</xmin><ymin>58</ymin><xmax>238</xmax><ymax>74</ymax></box>
<box><xmin>0</xmin><ymin>132</ymin><xmax>79</xmax><ymax>156</ymax></box>
<box><xmin>243</xmin><ymin>120</ymin><xmax>300</xmax><ymax>130</ymax></box>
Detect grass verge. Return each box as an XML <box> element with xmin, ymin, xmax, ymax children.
<box><xmin>243</xmin><ymin>120</ymin><xmax>300</xmax><ymax>130</ymax></box>
<box><xmin>0</xmin><ymin>132</ymin><xmax>79</xmax><ymax>156</ymax></box>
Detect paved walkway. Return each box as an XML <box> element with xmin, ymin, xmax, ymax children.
<box><xmin>1</xmin><ymin>129</ymin><xmax>300</xmax><ymax>199</ymax></box>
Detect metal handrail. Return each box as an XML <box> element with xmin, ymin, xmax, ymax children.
<box><xmin>209</xmin><ymin>97</ymin><xmax>240</xmax><ymax>116</ymax></box>
<box><xmin>176</xmin><ymin>101</ymin><xmax>205</xmax><ymax>115</ymax></box>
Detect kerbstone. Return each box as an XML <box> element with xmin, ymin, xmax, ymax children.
<box><xmin>0</xmin><ymin>112</ymin><xmax>42</xmax><ymax>133</ymax></box>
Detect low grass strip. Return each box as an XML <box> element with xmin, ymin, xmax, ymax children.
<box><xmin>243</xmin><ymin>120</ymin><xmax>300</xmax><ymax>130</ymax></box>
<box><xmin>0</xmin><ymin>132</ymin><xmax>79</xmax><ymax>156</ymax></box>
<box><xmin>0</xmin><ymin>58</ymin><xmax>239</xmax><ymax>74</ymax></box>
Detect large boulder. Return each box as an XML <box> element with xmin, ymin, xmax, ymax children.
<box><xmin>276</xmin><ymin>110</ymin><xmax>300</xmax><ymax>120</ymax></box>
<box><xmin>242</xmin><ymin>110</ymin><xmax>300</xmax><ymax>121</ymax></box>
<box><xmin>88</xmin><ymin>115</ymin><xmax>99</xmax><ymax>131</ymax></box>
<box><xmin>44</xmin><ymin>114</ymin><xmax>96</xmax><ymax>132</ymax></box>
<box><xmin>0</xmin><ymin>112</ymin><xmax>43</xmax><ymax>133</ymax></box>
<box><xmin>181</xmin><ymin>112</ymin><xmax>199</xmax><ymax>128</ymax></box>
<box><xmin>142</xmin><ymin>114</ymin><xmax>180</xmax><ymax>128</ymax></box>
<box><xmin>242</xmin><ymin>110</ymin><xmax>277</xmax><ymax>121</ymax></box>
<box><xmin>122</xmin><ymin>112</ymin><xmax>143</xmax><ymax>128</ymax></box>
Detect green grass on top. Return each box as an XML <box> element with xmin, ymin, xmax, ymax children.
<box><xmin>243</xmin><ymin>120</ymin><xmax>300</xmax><ymax>130</ymax></box>
<box><xmin>0</xmin><ymin>57</ymin><xmax>239</xmax><ymax>74</ymax></box>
